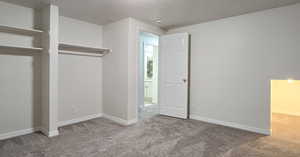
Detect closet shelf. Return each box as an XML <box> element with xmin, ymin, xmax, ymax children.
<box><xmin>58</xmin><ymin>43</ymin><xmax>111</xmax><ymax>56</ymax></box>
<box><xmin>0</xmin><ymin>24</ymin><xmax>43</xmax><ymax>35</ymax></box>
<box><xmin>0</xmin><ymin>45</ymin><xmax>43</xmax><ymax>52</ymax></box>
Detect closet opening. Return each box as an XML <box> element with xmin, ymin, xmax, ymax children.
<box><xmin>271</xmin><ymin>79</ymin><xmax>300</xmax><ymax>142</ymax></box>
<box><xmin>138</xmin><ymin>32</ymin><xmax>160</xmax><ymax>120</ymax></box>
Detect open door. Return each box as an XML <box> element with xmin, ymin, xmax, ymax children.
<box><xmin>159</xmin><ymin>33</ymin><xmax>189</xmax><ymax>119</ymax></box>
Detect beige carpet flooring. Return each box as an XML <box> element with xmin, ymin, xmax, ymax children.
<box><xmin>272</xmin><ymin>113</ymin><xmax>300</xmax><ymax>144</ymax></box>
<box><xmin>0</xmin><ymin>114</ymin><xmax>300</xmax><ymax>157</ymax></box>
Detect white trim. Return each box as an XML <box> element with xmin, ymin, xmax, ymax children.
<box><xmin>0</xmin><ymin>127</ymin><xmax>59</xmax><ymax>140</ymax></box>
<box><xmin>39</xmin><ymin>127</ymin><xmax>59</xmax><ymax>137</ymax></box>
<box><xmin>190</xmin><ymin>114</ymin><xmax>271</xmax><ymax>135</ymax></box>
<box><xmin>47</xmin><ymin>130</ymin><xmax>59</xmax><ymax>137</ymax></box>
<box><xmin>0</xmin><ymin>128</ymin><xmax>41</xmax><ymax>140</ymax></box>
<box><xmin>272</xmin><ymin>111</ymin><xmax>300</xmax><ymax>117</ymax></box>
<box><xmin>57</xmin><ymin>113</ymin><xmax>103</xmax><ymax>127</ymax></box>
<box><xmin>103</xmin><ymin>114</ymin><xmax>137</xmax><ymax>126</ymax></box>
<box><xmin>135</xmin><ymin>20</ymin><xmax>165</xmax><ymax>122</ymax></box>
<box><xmin>0</xmin><ymin>113</ymin><xmax>104</xmax><ymax>140</ymax></box>
<box><xmin>127</xmin><ymin>118</ymin><xmax>138</xmax><ymax>125</ymax></box>
<box><xmin>160</xmin><ymin>106</ymin><xmax>188</xmax><ymax>119</ymax></box>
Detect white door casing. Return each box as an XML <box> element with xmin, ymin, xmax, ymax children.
<box><xmin>159</xmin><ymin>33</ymin><xmax>189</xmax><ymax>119</ymax></box>
<box><xmin>152</xmin><ymin>45</ymin><xmax>159</xmax><ymax>104</ymax></box>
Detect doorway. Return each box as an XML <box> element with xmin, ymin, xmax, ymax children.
<box><xmin>139</xmin><ymin>32</ymin><xmax>159</xmax><ymax>120</ymax></box>
<box><xmin>271</xmin><ymin>79</ymin><xmax>300</xmax><ymax>143</ymax></box>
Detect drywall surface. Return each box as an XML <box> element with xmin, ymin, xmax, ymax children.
<box><xmin>168</xmin><ymin>3</ymin><xmax>300</xmax><ymax>132</ymax></box>
<box><xmin>59</xmin><ymin>16</ymin><xmax>102</xmax><ymax>46</ymax></box>
<box><xmin>103</xmin><ymin>19</ymin><xmax>130</xmax><ymax>120</ymax></box>
<box><xmin>58</xmin><ymin>16</ymin><xmax>103</xmax><ymax>123</ymax></box>
<box><xmin>0</xmin><ymin>1</ymin><xmax>39</xmax><ymax>47</ymax></box>
<box><xmin>0</xmin><ymin>2</ymin><xmax>41</xmax><ymax>135</ymax></box>
<box><xmin>0</xmin><ymin>55</ymin><xmax>41</xmax><ymax>135</ymax></box>
<box><xmin>271</xmin><ymin>80</ymin><xmax>300</xmax><ymax>116</ymax></box>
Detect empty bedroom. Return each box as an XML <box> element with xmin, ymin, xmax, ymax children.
<box><xmin>0</xmin><ymin>0</ymin><xmax>300</xmax><ymax>157</ymax></box>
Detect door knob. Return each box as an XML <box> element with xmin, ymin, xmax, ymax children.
<box><xmin>182</xmin><ymin>79</ymin><xmax>187</xmax><ymax>83</ymax></box>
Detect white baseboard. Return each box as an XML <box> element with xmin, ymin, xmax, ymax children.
<box><xmin>39</xmin><ymin>127</ymin><xmax>59</xmax><ymax>137</ymax></box>
<box><xmin>190</xmin><ymin>114</ymin><xmax>271</xmax><ymax>135</ymax></box>
<box><xmin>1</xmin><ymin>113</ymin><xmax>136</xmax><ymax>140</ymax></box>
<box><xmin>0</xmin><ymin>113</ymin><xmax>104</xmax><ymax>140</ymax></box>
<box><xmin>58</xmin><ymin>113</ymin><xmax>103</xmax><ymax>127</ymax></box>
<box><xmin>48</xmin><ymin>130</ymin><xmax>59</xmax><ymax>137</ymax></box>
<box><xmin>103</xmin><ymin>114</ymin><xmax>137</xmax><ymax>126</ymax></box>
<box><xmin>272</xmin><ymin>112</ymin><xmax>300</xmax><ymax>117</ymax></box>
<box><xmin>0</xmin><ymin>127</ymin><xmax>40</xmax><ymax>140</ymax></box>
<box><xmin>127</xmin><ymin>118</ymin><xmax>138</xmax><ymax>125</ymax></box>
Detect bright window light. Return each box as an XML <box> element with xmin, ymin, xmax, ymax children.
<box><xmin>287</xmin><ymin>79</ymin><xmax>294</xmax><ymax>84</ymax></box>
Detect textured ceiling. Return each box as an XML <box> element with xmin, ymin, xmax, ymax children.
<box><xmin>2</xmin><ymin>0</ymin><xmax>300</xmax><ymax>29</ymax></box>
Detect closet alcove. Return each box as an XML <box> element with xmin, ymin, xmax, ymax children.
<box><xmin>0</xmin><ymin>2</ymin><xmax>111</xmax><ymax>139</ymax></box>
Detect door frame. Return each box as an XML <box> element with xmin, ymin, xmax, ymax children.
<box><xmin>137</xmin><ymin>29</ymin><xmax>164</xmax><ymax>121</ymax></box>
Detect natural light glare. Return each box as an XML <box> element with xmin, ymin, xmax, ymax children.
<box><xmin>287</xmin><ymin>79</ymin><xmax>294</xmax><ymax>84</ymax></box>
<box><xmin>271</xmin><ymin>80</ymin><xmax>300</xmax><ymax>116</ymax></box>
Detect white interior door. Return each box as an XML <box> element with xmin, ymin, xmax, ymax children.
<box><xmin>159</xmin><ymin>33</ymin><xmax>189</xmax><ymax>119</ymax></box>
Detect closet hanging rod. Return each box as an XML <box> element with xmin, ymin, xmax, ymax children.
<box><xmin>58</xmin><ymin>43</ymin><xmax>111</xmax><ymax>55</ymax></box>
<box><xmin>58</xmin><ymin>50</ymin><xmax>106</xmax><ymax>57</ymax></box>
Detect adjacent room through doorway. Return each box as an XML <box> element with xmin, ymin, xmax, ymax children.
<box><xmin>139</xmin><ymin>32</ymin><xmax>159</xmax><ymax>120</ymax></box>
<box><xmin>271</xmin><ymin>79</ymin><xmax>300</xmax><ymax>143</ymax></box>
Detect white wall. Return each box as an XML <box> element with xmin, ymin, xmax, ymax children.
<box><xmin>103</xmin><ymin>19</ymin><xmax>130</xmax><ymax>120</ymax></box>
<box><xmin>169</xmin><ymin>3</ymin><xmax>300</xmax><ymax>133</ymax></box>
<box><xmin>0</xmin><ymin>2</ymin><xmax>40</xmax><ymax>48</ymax></box>
<box><xmin>59</xmin><ymin>16</ymin><xmax>102</xmax><ymax>46</ymax></box>
<box><xmin>0</xmin><ymin>2</ymin><xmax>41</xmax><ymax>135</ymax></box>
<box><xmin>58</xmin><ymin>16</ymin><xmax>103</xmax><ymax>123</ymax></box>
